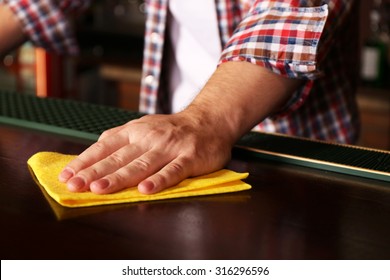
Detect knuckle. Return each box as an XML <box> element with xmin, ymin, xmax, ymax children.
<box><xmin>151</xmin><ymin>160</ymin><xmax>189</xmax><ymax>191</ymax></box>
<box><xmin>92</xmin><ymin>141</ymin><xmax>108</xmax><ymax>153</ymax></box>
<box><xmin>88</xmin><ymin>166</ymin><xmax>101</xmax><ymax>178</ymax></box>
<box><xmin>173</xmin><ymin>155</ymin><xmax>194</xmax><ymax>173</ymax></box>
<box><xmin>132</xmin><ymin>157</ymin><xmax>152</xmax><ymax>172</ymax></box>
<box><xmin>184</xmin><ymin>145</ymin><xmax>202</xmax><ymax>160</ymax></box>
<box><xmin>67</xmin><ymin>157</ymin><xmax>88</xmax><ymax>173</ymax></box>
<box><xmin>152</xmin><ymin>173</ymin><xmax>169</xmax><ymax>188</ymax></box>
<box><xmin>165</xmin><ymin>159</ymin><xmax>190</xmax><ymax>180</ymax></box>
<box><xmin>99</xmin><ymin>130</ymin><xmax>110</xmax><ymax>140</ymax></box>
<box><xmin>107</xmin><ymin>152</ymin><xmax>126</xmax><ymax>167</ymax></box>
<box><xmin>78</xmin><ymin>166</ymin><xmax>100</xmax><ymax>181</ymax></box>
<box><xmin>107</xmin><ymin>171</ymin><xmax>127</xmax><ymax>186</ymax></box>
<box><xmin>167</xmin><ymin>160</ymin><xmax>186</xmax><ymax>176</ymax></box>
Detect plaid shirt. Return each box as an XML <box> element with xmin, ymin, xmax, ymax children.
<box><xmin>4</xmin><ymin>0</ymin><xmax>360</xmax><ymax>144</ymax></box>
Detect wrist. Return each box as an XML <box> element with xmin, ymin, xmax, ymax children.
<box><xmin>182</xmin><ymin>95</ymin><xmax>240</xmax><ymax>148</ymax></box>
<box><xmin>184</xmin><ymin>61</ymin><xmax>302</xmax><ymax>144</ymax></box>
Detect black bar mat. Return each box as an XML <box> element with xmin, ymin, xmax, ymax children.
<box><xmin>0</xmin><ymin>91</ymin><xmax>144</xmax><ymax>141</ymax></box>
<box><xmin>235</xmin><ymin>132</ymin><xmax>390</xmax><ymax>182</ymax></box>
<box><xmin>1</xmin><ymin>91</ymin><xmax>389</xmax><ymax>182</ymax></box>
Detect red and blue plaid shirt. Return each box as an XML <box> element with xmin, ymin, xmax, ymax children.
<box><xmin>4</xmin><ymin>0</ymin><xmax>360</xmax><ymax>144</ymax></box>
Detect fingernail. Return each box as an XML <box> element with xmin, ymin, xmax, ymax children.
<box><xmin>138</xmin><ymin>180</ymin><xmax>155</xmax><ymax>194</ymax></box>
<box><xmin>67</xmin><ymin>176</ymin><xmax>86</xmax><ymax>191</ymax></box>
<box><xmin>59</xmin><ymin>167</ymin><xmax>74</xmax><ymax>182</ymax></box>
<box><xmin>91</xmin><ymin>178</ymin><xmax>110</xmax><ymax>191</ymax></box>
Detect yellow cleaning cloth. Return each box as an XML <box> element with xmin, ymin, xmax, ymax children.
<box><xmin>27</xmin><ymin>152</ymin><xmax>251</xmax><ymax>208</ymax></box>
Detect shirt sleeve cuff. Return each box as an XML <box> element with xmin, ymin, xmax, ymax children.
<box><xmin>219</xmin><ymin>4</ymin><xmax>328</xmax><ymax>116</ymax></box>
<box><xmin>220</xmin><ymin>4</ymin><xmax>328</xmax><ymax>78</ymax></box>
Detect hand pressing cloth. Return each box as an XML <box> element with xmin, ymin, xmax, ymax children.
<box><xmin>27</xmin><ymin>152</ymin><xmax>251</xmax><ymax>208</ymax></box>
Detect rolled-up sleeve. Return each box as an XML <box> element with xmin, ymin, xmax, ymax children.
<box><xmin>219</xmin><ymin>1</ymin><xmax>332</xmax><ymax>115</ymax></box>
<box><xmin>220</xmin><ymin>3</ymin><xmax>328</xmax><ymax>78</ymax></box>
<box><xmin>3</xmin><ymin>0</ymin><xmax>90</xmax><ymax>55</ymax></box>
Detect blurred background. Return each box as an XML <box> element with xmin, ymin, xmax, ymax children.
<box><xmin>0</xmin><ymin>0</ymin><xmax>389</xmax><ymax>150</ymax></box>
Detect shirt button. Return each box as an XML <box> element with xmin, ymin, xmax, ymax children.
<box><xmin>144</xmin><ymin>75</ymin><xmax>155</xmax><ymax>85</ymax></box>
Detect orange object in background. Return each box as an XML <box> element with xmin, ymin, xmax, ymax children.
<box><xmin>35</xmin><ymin>48</ymin><xmax>64</xmax><ymax>98</ymax></box>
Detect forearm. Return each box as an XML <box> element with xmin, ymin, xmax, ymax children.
<box><xmin>0</xmin><ymin>3</ymin><xmax>26</xmax><ymax>57</ymax></box>
<box><xmin>184</xmin><ymin>61</ymin><xmax>302</xmax><ymax>144</ymax></box>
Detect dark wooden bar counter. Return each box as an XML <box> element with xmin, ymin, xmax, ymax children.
<box><xmin>1</xmin><ymin>124</ymin><xmax>389</xmax><ymax>260</ymax></box>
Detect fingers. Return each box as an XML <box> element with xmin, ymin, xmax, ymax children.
<box><xmin>138</xmin><ymin>157</ymin><xmax>193</xmax><ymax>194</ymax></box>
<box><xmin>62</xmin><ymin>147</ymin><xmax>194</xmax><ymax>195</ymax></box>
<box><xmin>65</xmin><ymin>144</ymin><xmax>144</xmax><ymax>192</ymax></box>
<box><xmin>58</xmin><ymin>129</ymin><xmax>129</xmax><ymax>183</ymax></box>
<box><xmin>88</xmin><ymin>150</ymin><xmax>169</xmax><ymax>194</ymax></box>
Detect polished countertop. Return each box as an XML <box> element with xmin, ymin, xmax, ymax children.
<box><xmin>1</xmin><ymin>125</ymin><xmax>389</xmax><ymax>259</ymax></box>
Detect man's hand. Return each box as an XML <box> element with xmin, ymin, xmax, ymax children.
<box><xmin>59</xmin><ymin>112</ymin><xmax>233</xmax><ymax>194</ymax></box>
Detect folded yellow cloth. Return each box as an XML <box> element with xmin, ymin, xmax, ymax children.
<box><xmin>27</xmin><ymin>152</ymin><xmax>251</xmax><ymax>208</ymax></box>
